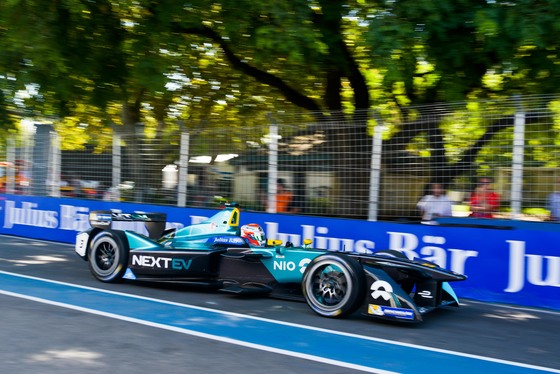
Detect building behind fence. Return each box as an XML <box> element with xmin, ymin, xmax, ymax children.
<box><xmin>2</xmin><ymin>95</ymin><xmax>560</xmax><ymax>222</ymax></box>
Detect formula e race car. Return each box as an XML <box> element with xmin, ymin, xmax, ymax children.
<box><xmin>75</xmin><ymin>204</ymin><xmax>466</xmax><ymax>323</ymax></box>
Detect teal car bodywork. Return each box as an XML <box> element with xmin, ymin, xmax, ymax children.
<box><xmin>75</xmin><ymin>204</ymin><xmax>467</xmax><ymax>323</ymax></box>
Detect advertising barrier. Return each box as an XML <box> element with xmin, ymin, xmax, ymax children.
<box><xmin>0</xmin><ymin>194</ymin><xmax>558</xmax><ymax>310</ymax></box>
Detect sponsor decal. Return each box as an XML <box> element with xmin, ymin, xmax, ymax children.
<box><xmin>209</xmin><ymin>236</ymin><xmax>245</xmax><ymax>245</ymax></box>
<box><xmin>118</xmin><ymin>213</ymin><xmax>149</xmax><ymax>220</ymax></box>
<box><xmin>370</xmin><ymin>280</ymin><xmax>393</xmax><ymax>301</ymax></box>
<box><xmin>75</xmin><ymin>232</ymin><xmax>89</xmax><ymax>257</ymax></box>
<box><xmin>368</xmin><ymin>304</ymin><xmax>384</xmax><ymax>316</ymax></box>
<box><xmin>60</xmin><ymin>205</ymin><xmax>90</xmax><ymax>231</ymax></box>
<box><xmin>90</xmin><ymin>219</ymin><xmax>110</xmax><ymax>226</ymax></box>
<box><xmin>387</xmin><ymin>231</ymin><xmax>479</xmax><ymax>275</ymax></box>
<box><xmin>505</xmin><ymin>240</ymin><xmax>560</xmax><ymax>292</ymax></box>
<box><xmin>91</xmin><ymin>213</ymin><xmax>112</xmax><ymax>222</ymax></box>
<box><xmin>417</xmin><ymin>290</ymin><xmax>433</xmax><ymax>299</ymax></box>
<box><xmin>3</xmin><ymin>201</ymin><xmax>58</xmax><ymax>229</ymax></box>
<box><xmin>264</xmin><ymin>222</ymin><xmax>375</xmax><ymax>254</ymax></box>
<box><xmin>367</xmin><ymin>304</ymin><xmax>415</xmax><ymax>320</ymax></box>
<box><xmin>131</xmin><ymin>254</ymin><xmax>192</xmax><ymax>270</ymax></box>
<box><xmin>272</xmin><ymin>258</ymin><xmax>311</xmax><ymax>273</ymax></box>
<box><xmin>1</xmin><ymin>200</ymin><xmax>178</xmax><ymax>234</ymax></box>
<box><xmin>2</xmin><ymin>200</ymin><xmax>91</xmax><ymax>231</ymax></box>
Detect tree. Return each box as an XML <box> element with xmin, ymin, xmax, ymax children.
<box><xmin>2</xmin><ymin>1</ymin><xmax>560</xmax><ymax>216</ymax></box>
<box><xmin>366</xmin><ymin>0</ymin><xmax>560</xmax><ymax>191</ymax></box>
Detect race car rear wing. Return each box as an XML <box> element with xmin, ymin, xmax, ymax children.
<box><xmin>89</xmin><ymin>210</ymin><xmax>167</xmax><ymax>239</ymax></box>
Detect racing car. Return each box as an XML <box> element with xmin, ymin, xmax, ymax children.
<box><xmin>75</xmin><ymin>204</ymin><xmax>467</xmax><ymax>323</ymax></box>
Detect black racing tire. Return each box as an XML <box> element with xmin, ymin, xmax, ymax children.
<box><xmin>88</xmin><ymin>231</ymin><xmax>129</xmax><ymax>283</ymax></box>
<box><xmin>302</xmin><ymin>253</ymin><xmax>366</xmax><ymax>318</ymax></box>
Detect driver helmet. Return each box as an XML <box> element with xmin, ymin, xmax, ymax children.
<box><xmin>240</xmin><ymin>223</ymin><xmax>267</xmax><ymax>247</ymax></box>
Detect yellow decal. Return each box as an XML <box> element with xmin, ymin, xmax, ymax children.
<box><xmin>368</xmin><ymin>304</ymin><xmax>384</xmax><ymax>316</ymax></box>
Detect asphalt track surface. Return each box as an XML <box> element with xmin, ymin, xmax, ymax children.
<box><xmin>0</xmin><ymin>235</ymin><xmax>558</xmax><ymax>374</ymax></box>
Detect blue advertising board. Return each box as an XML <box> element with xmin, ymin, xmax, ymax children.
<box><xmin>0</xmin><ymin>194</ymin><xmax>558</xmax><ymax>310</ymax></box>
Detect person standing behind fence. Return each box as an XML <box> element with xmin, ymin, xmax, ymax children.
<box><xmin>469</xmin><ymin>177</ymin><xmax>500</xmax><ymax>218</ymax></box>
<box><xmin>547</xmin><ymin>178</ymin><xmax>560</xmax><ymax>221</ymax></box>
<box><xmin>276</xmin><ymin>178</ymin><xmax>294</xmax><ymax>213</ymax></box>
<box><xmin>417</xmin><ymin>183</ymin><xmax>453</xmax><ymax>221</ymax></box>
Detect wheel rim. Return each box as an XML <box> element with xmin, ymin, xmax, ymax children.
<box><xmin>91</xmin><ymin>237</ymin><xmax>119</xmax><ymax>277</ymax></box>
<box><xmin>307</xmin><ymin>262</ymin><xmax>352</xmax><ymax>313</ymax></box>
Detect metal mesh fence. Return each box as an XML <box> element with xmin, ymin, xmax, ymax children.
<box><xmin>3</xmin><ymin>94</ymin><xmax>560</xmax><ymax>221</ymax></box>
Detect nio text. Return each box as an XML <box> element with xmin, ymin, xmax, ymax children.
<box><xmin>273</xmin><ymin>258</ymin><xmax>310</xmax><ymax>274</ymax></box>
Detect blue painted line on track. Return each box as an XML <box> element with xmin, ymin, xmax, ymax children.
<box><xmin>0</xmin><ymin>270</ymin><xmax>557</xmax><ymax>374</ymax></box>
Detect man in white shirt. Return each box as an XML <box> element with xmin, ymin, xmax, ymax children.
<box><xmin>417</xmin><ymin>183</ymin><xmax>453</xmax><ymax>221</ymax></box>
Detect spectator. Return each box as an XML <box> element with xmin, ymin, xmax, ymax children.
<box><xmin>547</xmin><ymin>178</ymin><xmax>560</xmax><ymax>221</ymax></box>
<box><xmin>417</xmin><ymin>183</ymin><xmax>453</xmax><ymax>221</ymax></box>
<box><xmin>276</xmin><ymin>178</ymin><xmax>294</xmax><ymax>213</ymax></box>
<box><xmin>469</xmin><ymin>177</ymin><xmax>500</xmax><ymax>218</ymax></box>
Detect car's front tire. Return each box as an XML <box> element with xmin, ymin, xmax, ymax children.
<box><xmin>302</xmin><ymin>253</ymin><xmax>365</xmax><ymax>318</ymax></box>
<box><xmin>88</xmin><ymin>231</ymin><xmax>129</xmax><ymax>283</ymax></box>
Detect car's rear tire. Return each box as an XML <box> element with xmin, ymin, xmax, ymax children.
<box><xmin>302</xmin><ymin>253</ymin><xmax>365</xmax><ymax>318</ymax></box>
<box><xmin>88</xmin><ymin>231</ymin><xmax>129</xmax><ymax>283</ymax></box>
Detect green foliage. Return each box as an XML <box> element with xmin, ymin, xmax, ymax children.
<box><xmin>365</xmin><ymin>0</ymin><xmax>560</xmax><ymax>102</ymax></box>
<box><xmin>1</xmin><ymin>0</ymin><xmax>560</xmax><ymax>167</ymax></box>
<box><xmin>0</xmin><ymin>3</ymin><xmax>552</xmax><ymax>110</ymax></box>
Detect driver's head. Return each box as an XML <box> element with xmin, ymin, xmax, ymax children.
<box><xmin>240</xmin><ymin>224</ymin><xmax>266</xmax><ymax>247</ymax></box>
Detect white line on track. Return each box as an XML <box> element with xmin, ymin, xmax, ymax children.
<box><xmin>0</xmin><ymin>270</ymin><xmax>559</xmax><ymax>373</ymax></box>
<box><xmin>0</xmin><ymin>286</ymin><xmax>395</xmax><ymax>374</ymax></box>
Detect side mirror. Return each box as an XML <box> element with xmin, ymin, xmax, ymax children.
<box><xmin>268</xmin><ymin>239</ymin><xmax>285</xmax><ymax>255</ymax></box>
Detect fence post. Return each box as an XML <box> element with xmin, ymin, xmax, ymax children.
<box><xmin>368</xmin><ymin>114</ymin><xmax>384</xmax><ymax>221</ymax></box>
<box><xmin>511</xmin><ymin>97</ymin><xmax>525</xmax><ymax>219</ymax></box>
<box><xmin>49</xmin><ymin>131</ymin><xmax>61</xmax><ymax>197</ymax></box>
<box><xmin>6</xmin><ymin>137</ymin><xmax>15</xmax><ymax>194</ymax></box>
<box><xmin>23</xmin><ymin>127</ymin><xmax>33</xmax><ymax>195</ymax></box>
<box><xmin>267</xmin><ymin>115</ymin><xmax>278</xmax><ymax>214</ymax></box>
<box><xmin>177</xmin><ymin>131</ymin><xmax>189</xmax><ymax>207</ymax></box>
<box><xmin>134</xmin><ymin>122</ymin><xmax>144</xmax><ymax>202</ymax></box>
<box><xmin>32</xmin><ymin>124</ymin><xmax>54</xmax><ymax>196</ymax></box>
<box><xmin>112</xmin><ymin>131</ymin><xmax>121</xmax><ymax>201</ymax></box>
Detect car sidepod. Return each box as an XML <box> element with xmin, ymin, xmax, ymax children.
<box><xmin>126</xmin><ymin>247</ymin><xmax>225</xmax><ymax>280</ymax></box>
<box><xmin>123</xmin><ymin>230</ymin><xmax>226</xmax><ymax>281</ymax></box>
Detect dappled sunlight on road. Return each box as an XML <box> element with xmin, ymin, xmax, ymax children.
<box><xmin>461</xmin><ymin>300</ymin><xmax>542</xmax><ymax>322</ymax></box>
<box><xmin>9</xmin><ymin>240</ymin><xmax>51</xmax><ymax>247</ymax></box>
<box><xmin>482</xmin><ymin>310</ymin><xmax>540</xmax><ymax>321</ymax></box>
<box><xmin>461</xmin><ymin>300</ymin><xmax>560</xmax><ymax>321</ymax></box>
<box><xmin>28</xmin><ymin>348</ymin><xmax>103</xmax><ymax>366</ymax></box>
<box><xmin>2</xmin><ymin>254</ymin><xmax>69</xmax><ymax>266</ymax></box>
